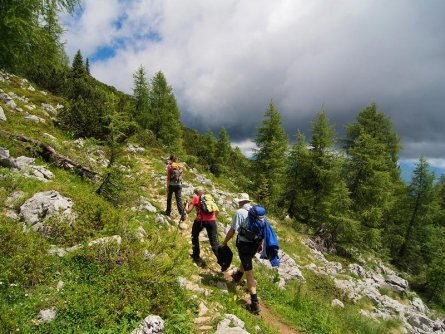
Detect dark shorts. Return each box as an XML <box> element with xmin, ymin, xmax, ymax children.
<box><xmin>236</xmin><ymin>239</ymin><xmax>262</xmax><ymax>271</ymax></box>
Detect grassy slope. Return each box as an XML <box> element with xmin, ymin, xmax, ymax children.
<box><xmin>0</xmin><ymin>74</ymin><xmax>412</xmax><ymax>333</ymax></box>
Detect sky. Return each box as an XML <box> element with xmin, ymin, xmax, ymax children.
<box><xmin>60</xmin><ymin>0</ymin><xmax>445</xmax><ymax>177</ymax></box>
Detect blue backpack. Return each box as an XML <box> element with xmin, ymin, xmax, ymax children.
<box><xmin>240</xmin><ymin>205</ymin><xmax>267</xmax><ymax>241</ymax></box>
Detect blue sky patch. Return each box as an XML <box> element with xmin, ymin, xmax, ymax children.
<box><xmin>89</xmin><ymin>46</ymin><xmax>116</xmax><ymax>62</ymax></box>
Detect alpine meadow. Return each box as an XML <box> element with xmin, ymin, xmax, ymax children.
<box><xmin>0</xmin><ymin>1</ymin><xmax>444</xmax><ymax>333</ymax></box>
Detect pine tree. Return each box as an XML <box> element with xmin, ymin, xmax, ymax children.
<box><xmin>214</xmin><ymin>127</ymin><xmax>232</xmax><ymax>175</ymax></box>
<box><xmin>398</xmin><ymin>157</ymin><xmax>440</xmax><ymax>268</ymax></box>
<box><xmin>85</xmin><ymin>58</ymin><xmax>90</xmax><ymax>75</ymax></box>
<box><xmin>71</xmin><ymin>50</ymin><xmax>87</xmax><ymax>79</ymax></box>
<box><xmin>132</xmin><ymin>66</ymin><xmax>150</xmax><ymax>129</ymax></box>
<box><xmin>254</xmin><ymin>102</ymin><xmax>288</xmax><ymax>210</ymax></box>
<box><xmin>148</xmin><ymin>71</ymin><xmax>183</xmax><ymax>153</ymax></box>
<box><xmin>344</xmin><ymin>104</ymin><xmax>401</xmax><ymax>250</ymax></box>
<box><xmin>0</xmin><ymin>0</ymin><xmax>78</xmax><ymax>74</ymax></box>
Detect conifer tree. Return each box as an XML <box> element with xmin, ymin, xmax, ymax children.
<box><xmin>85</xmin><ymin>58</ymin><xmax>90</xmax><ymax>75</ymax></box>
<box><xmin>254</xmin><ymin>102</ymin><xmax>288</xmax><ymax>210</ymax></box>
<box><xmin>344</xmin><ymin>104</ymin><xmax>401</xmax><ymax>250</ymax></box>
<box><xmin>398</xmin><ymin>157</ymin><xmax>439</xmax><ymax>268</ymax></box>
<box><xmin>132</xmin><ymin>66</ymin><xmax>150</xmax><ymax>129</ymax></box>
<box><xmin>71</xmin><ymin>50</ymin><xmax>86</xmax><ymax>78</ymax></box>
<box><xmin>214</xmin><ymin>127</ymin><xmax>232</xmax><ymax>175</ymax></box>
<box><xmin>0</xmin><ymin>0</ymin><xmax>78</xmax><ymax>75</ymax></box>
<box><xmin>148</xmin><ymin>71</ymin><xmax>183</xmax><ymax>153</ymax></box>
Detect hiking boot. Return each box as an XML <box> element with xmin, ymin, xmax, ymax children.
<box><xmin>249</xmin><ymin>301</ymin><xmax>260</xmax><ymax>315</ymax></box>
<box><xmin>192</xmin><ymin>257</ymin><xmax>207</xmax><ymax>268</ymax></box>
<box><xmin>180</xmin><ymin>213</ymin><xmax>187</xmax><ymax>221</ymax></box>
<box><xmin>231</xmin><ymin>270</ymin><xmax>244</xmax><ymax>284</ymax></box>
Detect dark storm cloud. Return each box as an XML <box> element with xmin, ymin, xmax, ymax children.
<box><xmin>62</xmin><ymin>0</ymin><xmax>445</xmax><ymax>159</ymax></box>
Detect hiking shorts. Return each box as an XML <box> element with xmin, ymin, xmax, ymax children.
<box><xmin>236</xmin><ymin>239</ymin><xmax>262</xmax><ymax>271</ymax></box>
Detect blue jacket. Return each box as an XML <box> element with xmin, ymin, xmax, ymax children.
<box><xmin>261</xmin><ymin>220</ymin><xmax>279</xmax><ymax>267</ymax></box>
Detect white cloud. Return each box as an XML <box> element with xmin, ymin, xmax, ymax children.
<box><xmin>232</xmin><ymin>139</ymin><xmax>257</xmax><ymax>158</ymax></box>
<box><xmin>60</xmin><ymin>0</ymin><xmax>445</xmax><ymax>159</ymax></box>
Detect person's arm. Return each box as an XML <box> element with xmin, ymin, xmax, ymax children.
<box><xmin>222</xmin><ymin>227</ymin><xmax>235</xmax><ymax>246</ymax></box>
<box><xmin>185</xmin><ymin>196</ymin><xmax>196</xmax><ymax>214</ymax></box>
<box><xmin>166</xmin><ymin>165</ymin><xmax>170</xmax><ymax>188</ymax></box>
<box><xmin>185</xmin><ymin>201</ymin><xmax>194</xmax><ymax>214</ymax></box>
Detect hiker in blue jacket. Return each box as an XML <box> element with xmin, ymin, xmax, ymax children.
<box><xmin>222</xmin><ymin>193</ymin><xmax>262</xmax><ymax>315</ymax></box>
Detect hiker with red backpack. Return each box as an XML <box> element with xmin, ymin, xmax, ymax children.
<box><xmin>185</xmin><ymin>186</ymin><xmax>220</xmax><ymax>267</ymax></box>
<box><xmin>222</xmin><ymin>193</ymin><xmax>267</xmax><ymax>315</ymax></box>
<box><xmin>165</xmin><ymin>155</ymin><xmax>186</xmax><ymax>221</ymax></box>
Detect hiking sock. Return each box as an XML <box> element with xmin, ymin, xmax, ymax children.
<box><xmin>250</xmin><ymin>294</ymin><xmax>258</xmax><ymax>303</ymax></box>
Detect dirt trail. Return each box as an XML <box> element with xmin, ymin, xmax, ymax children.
<box><xmin>257</xmin><ymin>299</ymin><xmax>301</xmax><ymax>334</ymax></box>
<box><xmin>137</xmin><ymin>156</ymin><xmax>302</xmax><ymax>333</ymax></box>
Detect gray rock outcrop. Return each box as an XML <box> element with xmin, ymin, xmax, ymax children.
<box><xmin>14</xmin><ymin>156</ymin><xmax>54</xmax><ymax>181</ymax></box>
<box><xmin>20</xmin><ymin>190</ymin><xmax>75</xmax><ymax>232</ymax></box>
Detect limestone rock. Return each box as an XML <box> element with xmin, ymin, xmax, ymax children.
<box><xmin>19</xmin><ymin>190</ymin><xmax>75</xmax><ymax>231</ymax></box>
<box><xmin>24</xmin><ymin>114</ymin><xmax>46</xmax><ymax>123</ymax></box>
<box><xmin>0</xmin><ymin>147</ymin><xmax>18</xmax><ymax>169</ymax></box>
<box><xmin>38</xmin><ymin>308</ymin><xmax>56</xmax><ymax>323</ymax></box>
<box><xmin>131</xmin><ymin>315</ymin><xmax>164</xmax><ymax>334</ymax></box>
<box><xmin>14</xmin><ymin>156</ymin><xmax>54</xmax><ymax>182</ymax></box>
<box><xmin>41</xmin><ymin>103</ymin><xmax>57</xmax><ymax>115</ymax></box>
<box><xmin>0</xmin><ymin>105</ymin><xmax>6</xmax><ymax>121</ymax></box>
<box><xmin>331</xmin><ymin>299</ymin><xmax>345</xmax><ymax>308</ymax></box>
<box><xmin>215</xmin><ymin>314</ymin><xmax>248</xmax><ymax>334</ymax></box>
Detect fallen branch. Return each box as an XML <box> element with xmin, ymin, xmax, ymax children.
<box><xmin>0</xmin><ymin>130</ymin><xmax>100</xmax><ymax>180</ymax></box>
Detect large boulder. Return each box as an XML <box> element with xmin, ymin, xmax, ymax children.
<box><xmin>19</xmin><ymin>190</ymin><xmax>75</xmax><ymax>232</ymax></box>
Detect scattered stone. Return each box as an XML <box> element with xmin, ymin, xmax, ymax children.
<box><xmin>215</xmin><ymin>314</ymin><xmax>248</xmax><ymax>334</ymax></box>
<box><xmin>177</xmin><ymin>277</ymin><xmax>212</xmax><ymax>295</ymax></box>
<box><xmin>14</xmin><ymin>156</ymin><xmax>54</xmax><ymax>182</ymax></box>
<box><xmin>43</xmin><ymin>133</ymin><xmax>57</xmax><ymax>142</ymax></box>
<box><xmin>73</xmin><ymin>138</ymin><xmax>85</xmax><ymax>148</ymax></box>
<box><xmin>5</xmin><ymin>190</ymin><xmax>25</xmax><ymax>208</ymax></box>
<box><xmin>0</xmin><ymin>105</ymin><xmax>6</xmax><ymax>121</ymax></box>
<box><xmin>155</xmin><ymin>214</ymin><xmax>165</xmax><ymax>225</ymax></box>
<box><xmin>331</xmin><ymin>299</ymin><xmax>345</xmax><ymax>308</ymax></box>
<box><xmin>27</xmin><ymin>85</ymin><xmax>35</xmax><ymax>92</ymax></box>
<box><xmin>179</xmin><ymin>222</ymin><xmax>188</xmax><ymax>230</ymax></box>
<box><xmin>198</xmin><ymin>302</ymin><xmax>209</xmax><ymax>317</ymax></box>
<box><xmin>24</xmin><ymin>114</ymin><xmax>46</xmax><ymax>123</ymax></box>
<box><xmin>0</xmin><ymin>147</ymin><xmax>18</xmax><ymax>169</ymax></box>
<box><xmin>48</xmin><ymin>245</ymin><xmax>68</xmax><ymax>257</ymax></box>
<box><xmin>56</xmin><ymin>280</ymin><xmax>64</xmax><ymax>291</ymax></box>
<box><xmin>216</xmin><ymin>281</ymin><xmax>228</xmax><ymax>294</ymax></box>
<box><xmin>41</xmin><ymin>103</ymin><xmax>57</xmax><ymax>115</ymax></box>
<box><xmin>88</xmin><ymin>235</ymin><xmax>122</xmax><ymax>247</ymax></box>
<box><xmin>38</xmin><ymin>308</ymin><xmax>56</xmax><ymax>323</ymax></box>
<box><xmin>348</xmin><ymin>263</ymin><xmax>367</xmax><ymax>277</ymax></box>
<box><xmin>131</xmin><ymin>315</ymin><xmax>164</xmax><ymax>334</ymax></box>
<box><xmin>132</xmin><ymin>197</ymin><xmax>157</xmax><ymax>213</ymax></box>
<box><xmin>127</xmin><ymin>143</ymin><xmax>145</xmax><ymax>154</ymax></box>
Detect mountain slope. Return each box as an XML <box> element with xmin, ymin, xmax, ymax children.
<box><xmin>1</xmin><ymin>70</ymin><xmax>444</xmax><ymax>334</ymax></box>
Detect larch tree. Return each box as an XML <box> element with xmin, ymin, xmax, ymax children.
<box><xmin>148</xmin><ymin>71</ymin><xmax>183</xmax><ymax>154</ymax></box>
<box><xmin>398</xmin><ymin>157</ymin><xmax>440</xmax><ymax>269</ymax></box>
<box><xmin>344</xmin><ymin>103</ymin><xmax>401</xmax><ymax>250</ymax></box>
<box><xmin>254</xmin><ymin>102</ymin><xmax>288</xmax><ymax>210</ymax></box>
<box><xmin>132</xmin><ymin>66</ymin><xmax>150</xmax><ymax>129</ymax></box>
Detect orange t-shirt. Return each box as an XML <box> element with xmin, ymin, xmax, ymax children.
<box><xmin>191</xmin><ymin>196</ymin><xmax>216</xmax><ymax>221</ymax></box>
